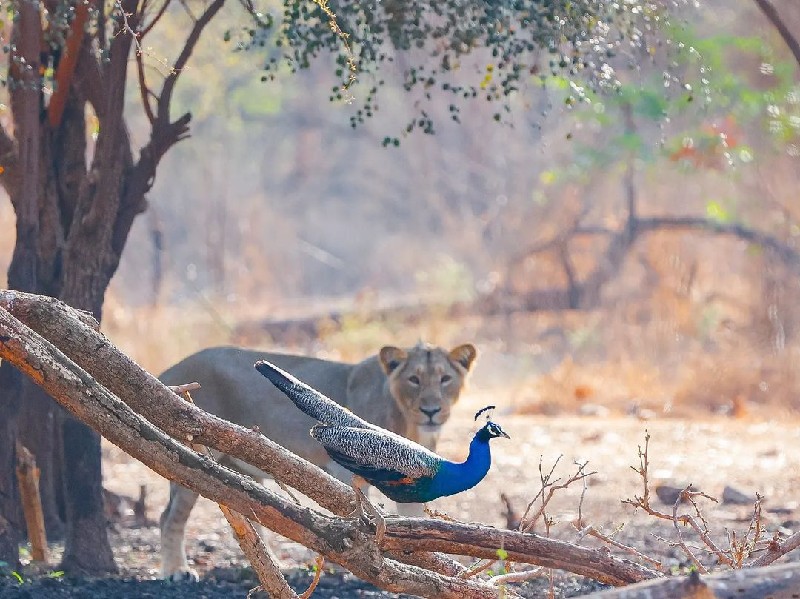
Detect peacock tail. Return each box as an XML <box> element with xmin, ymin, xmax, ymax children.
<box><xmin>255</xmin><ymin>358</ymin><xmax>509</xmax><ymax>504</ymax></box>
<box><xmin>254</xmin><ymin>360</ymin><xmax>370</xmax><ymax>429</ymax></box>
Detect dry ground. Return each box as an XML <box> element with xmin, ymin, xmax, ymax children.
<box><xmin>73</xmin><ymin>389</ymin><xmax>800</xmax><ymax>597</ymax></box>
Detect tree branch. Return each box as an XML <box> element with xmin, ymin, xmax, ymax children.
<box><xmin>752</xmin><ymin>0</ymin><xmax>800</xmax><ymax>69</ymax></box>
<box><xmin>49</xmin><ymin>0</ymin><xmax>92</xmax><ymax>128</ymax></box>
<box><xmin>141</xmin><ymin>0</ymin><xmax>173</xmax><ymax>38</ymax></box>
<box><xmin>157</xmin><ymin>0</ymin><xmax>226</xmax><ymax>124</ymax></box>
<box><xmin>0</xmin><ymin>290</ymin><xmax>467</xmax><ymax>579</ymax></box>
<box><xmin>381</xmin><ymin>519</ymin><xmax>660</xmax><ymax>586</ymax></box>
<box><xmin>748</xmin><ymin>529</ymin><xmax>800</xmax><ymax>568</ymax></box>
<box><xmin>637</xmin><ymin>216</ymin><xmax>800</xmax><ymax>272</ymax></box>
<box><xmin>0</xmin><ymin>303</ymin><xmax>510</xmax><ymax>599</ymax></box>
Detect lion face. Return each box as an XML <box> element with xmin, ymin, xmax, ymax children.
<box><xmin>379</xmin><ymin>343</ymin><xmax>477</xmax><ymax>443</ymax></box>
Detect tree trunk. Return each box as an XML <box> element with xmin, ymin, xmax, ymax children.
<box><xmin>0</xmin><ymin>363</ymin><xmax>24</xmax><ymax>570</ymax></box>
<box><xmin>59</xmin><ymin>418</ymin><xmax>115</xmax><ymax>573</ymax></box>
<box><xmin>1</xmin><ymin>0</ymin><xmax>205</xmax><ymax>573</ymax></box>
<box><xmin>2</xmin><ymin>33</ymin><xmax>127</xmax><ymax>575</ymax></box>
<box><xmin>0</xmin><ymin>0</ymin><xmax>43</xmax><ymax>569</ymax></box>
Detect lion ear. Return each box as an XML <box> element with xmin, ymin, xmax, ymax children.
<box><xmin>449</xmin><ymin>344</ymin><xmax>477</xmax><ymax>371</ymax></box>
<box><xmin>379</xmin><ymin>346</ymin><xmax>408</xmax><ymax>375</ymax></box>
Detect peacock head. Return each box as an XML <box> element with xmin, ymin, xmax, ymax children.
<box><xmin>474</xmin><ymin>405</ymin><xmax>510</xmax><ymax>441</ymax></box>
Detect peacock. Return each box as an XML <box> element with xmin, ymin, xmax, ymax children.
<box><xmin>254</xmin><ymin>359</ymin><xmax>509</xmax><ymax>504</ymax></box>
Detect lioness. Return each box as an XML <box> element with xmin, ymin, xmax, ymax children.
<box><xmin>158</xmin><ymin>342</ymin><xmax>476</xmax><ymax>579</ymax></box>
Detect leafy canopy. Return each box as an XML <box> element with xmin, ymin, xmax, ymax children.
<box><xmin>231</xmin><ymin>0</ymin><xmax>688</xmax><ymax>141</ymax></box>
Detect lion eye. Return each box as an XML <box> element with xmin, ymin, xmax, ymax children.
<box><xmin>409</xmin><ymin>375</ymin><xmax>420</xmax><ymax>385</ymax></box>
<box><xmin>441</xmin><ymin>374</ymin><xmax>452</xmax><ymax>384</ymax></box>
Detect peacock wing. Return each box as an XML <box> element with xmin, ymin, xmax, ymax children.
<box><xmin>255</xmin><ymin>360</ymin><xmax>372</xmax><ymax>429</ymax></box>
<box><xmin>311</xmin><ymin>424</ymin><xmax>440</xmax><ymax>481</ymax></box>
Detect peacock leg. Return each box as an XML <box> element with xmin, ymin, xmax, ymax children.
<box><xmin>351</xmin><ymin>476</ymin><xmax>387</xmax><ymax>545</ymax></box>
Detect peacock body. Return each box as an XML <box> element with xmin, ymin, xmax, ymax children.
<box><xmin>255</xmin><ymin>360</ymin><xmax>509</xmax><ymax>504</ymax></box>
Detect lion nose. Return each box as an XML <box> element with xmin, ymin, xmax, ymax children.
<box><xmin>420</xmin><ymin>407</ymin><xmax>441</xmax><ymax>421</ymax></box>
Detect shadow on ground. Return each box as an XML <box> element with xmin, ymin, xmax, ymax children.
<box><xmin>0</xmin><ymin>567</ymin><xmax>610</xmax><ymax>598</ymax></box>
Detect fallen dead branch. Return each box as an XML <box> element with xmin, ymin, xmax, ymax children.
<box><xmin>0</xmin><ymin>290</ymin><xmax>466</xmax><ymax>580</ymax></box>
<box><xmin>380</xmin><ymin>518</ymin><xmax>658</xmax><ymax>585</ymax></box>
<box><xmin>0</xmin><ymin>290</ymin><xmax>660</xmax><ymax>595</ymax></box>
<box><xmin>584</xmin><ymin>561</ymin><xmax>800</xmax><ymax>598</ymax></box>
<box><xmin>6</xmin><ymin>291</ymin><xmax>796</xmax><ymax>595</ymax></box>
<box><xmin>0</xmin><ymin>302</ymin><xmax>508</xmax><ymax>598</ymax></box>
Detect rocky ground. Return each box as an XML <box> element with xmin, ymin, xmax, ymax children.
<box><xmin>3</xmin><ymin>402</ymin><xmax>799</xmax><ymax>598</ymax></box>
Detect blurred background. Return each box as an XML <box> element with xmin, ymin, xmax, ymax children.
<box><xmin>2</xmin><ymin>0</ymin><xmax>800</xmax><ymax>422</ymax></box>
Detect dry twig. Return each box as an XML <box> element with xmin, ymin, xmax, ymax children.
<box><xmin>298</xmin><ymin>555</ymin><xmax>326</xmax><ymax>599</ymax></box>
<box><xmin>519</xmin><ymin>456</ymin><xmax>596</xmax><ymax>533</ymax></box>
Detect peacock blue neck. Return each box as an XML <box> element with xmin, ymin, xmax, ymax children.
<box><xmin>427</xmin><ymin>432</ymin><xmax>492</xmax><ymax>500</ymax></box>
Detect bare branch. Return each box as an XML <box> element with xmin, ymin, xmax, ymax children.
<box><xmin>637</xmin><ymin>216</ymin><xmax>800</xmax><ymax>274</ymax></box>
<box><xmin>488</xmin><ymin>567</ymin><xmax>543</xmax><ymax>586</ymax></box>
<box><xmin>141</xmin><ymin>0</ymin><xmax>172</xmax><ymax>37</ymax></box>
<box><xmin>574</xmin><ymin>524</ymin><xmax>663</xmax><ymax>571</ymax></box>
<box><xmin>49</xmin><ymin>0</ymin><xmax>92</xmax><ymax>128</ymax></box>
<box><xmin>167</xmin><ymin>382</ymin><xmax>201</xmax><ymax>394</ymax></box>
<box><xmin>157</xmin><ymin>0</ymin><xmax>226</xmax><ymax>124</ymax></box>
<box><xmin>622</xmin><ymin>433</ymin><xmax>741</xmax><ymax>570</ymax></box>
<box><xmin>519</xmin><ymin>457</ymin><xmax>596</xmax><ymax>533</ymax></box>
<box><xmin>136</xmin><ymin>49</ymin><xmax>156</xmax><ymax>125</ymax></box>
<box><xmin>381</xmin><ymin>518</ymin><xmax>660</xmax><ymax>586</ymax></box>
<box><xmin>752</xmin><ymin>0</ymin><xmax>800</xmax><ymax>69</ymax></box>
<box><xmin>671</xmin><ymin>486</ymin><xmax>708</xmax><ymax>573</ymax></box>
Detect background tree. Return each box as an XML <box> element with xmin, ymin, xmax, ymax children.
<box><xmin>0</xmin><ymin>0</ymin><xmax>677</xmax><ymax>574</ymax></box>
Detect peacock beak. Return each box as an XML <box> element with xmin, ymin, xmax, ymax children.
<box><xmin>501</xmin><ymin>430</ymin><xmax>511</xmax><ymax>439</ymax></box>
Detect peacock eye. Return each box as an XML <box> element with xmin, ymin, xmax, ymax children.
<box><xmin>409</xmin><ymin>375</ymin><xmax>420</xmax><ymax>385</ymax></box>
<box><xmin>441</xmin><ymin>374</ymin><xmax>452</xmax><ymax>384</ymax></box>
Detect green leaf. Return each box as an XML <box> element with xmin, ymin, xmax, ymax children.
<box><xmin>705</xmin><ymin>200</ymin><xmax>731</xmax><ymax>223</ymax></box>
<box><xmin>539</xmin><ymin>170</ymin><xmax>556</xmax><ymax>185</ymax></box>
<box><xmin>496</xmin><ymin>548</ymin><xmax>509</xmax><ymax>560</ymax></box>
<box><xmin>11</xmin><ymin>571</ymin><xmax>23</xmax><ymax>584</ymax></box>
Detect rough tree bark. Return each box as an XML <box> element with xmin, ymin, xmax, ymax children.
<box><xmin>0</xmin><ymin>0</ymin><xmax>43</xmax><ymax>569</ymax></box>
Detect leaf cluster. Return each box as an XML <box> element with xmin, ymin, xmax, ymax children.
<box><xmin>233</xmin><ymin>0</ymin><xmax>686</xmax><ymax>139</ymax></box>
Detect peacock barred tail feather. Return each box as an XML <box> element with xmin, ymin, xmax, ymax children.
<box><xmin>310</xmin><ymin>424</ymin><xmax>439</xmax><ymax>481</ymax></box>
<box><xmin>254</xmin><ymin>360</ymin><xmax>370</xmax><ymax>429</ymax></box>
